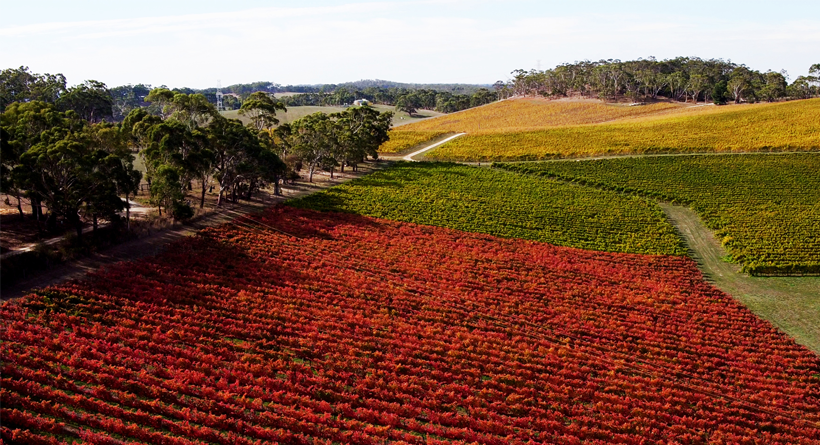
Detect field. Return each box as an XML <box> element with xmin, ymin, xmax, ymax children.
<box><xmin>411</xmin><ymin>98</ymin><xmax>820</xmax><ymax>161</ymax></box>
<box><xmin>221</xmin><ymin>105</ymin><xmax>441</xmax><ymax>128</ymax></box>
<box><xmin>378</xmin><ymin>131</ymin><xmax>451</xmax><ymax>154</ymax></box>
<box><xmin>393</xmin><ymin>99</ymin><xmax>688</xmax><ymax>134</ymax></box>
<box><xmin>498</xmin><ymin>153</ymin><xmax>820</xmax><ymax>275</ymax></box>
<box><xmin>3</xmin><ymin>207</ymin><xmax>820</xmax><ymax>444</ymax></box>
<box><xmin>291</xmin><ymin>162</ymin><xmax>685</xmax><ymax>256</ymax></box>
<box><xmin>378</xmin><ymin>99</ymin><xmax>689</xmax><ymax>154</ymax></box>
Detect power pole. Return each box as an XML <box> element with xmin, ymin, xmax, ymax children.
<box><xmin>216</xmin><ymin>80</ymin><xmax>224</xmax><ymax>111</ymax></box>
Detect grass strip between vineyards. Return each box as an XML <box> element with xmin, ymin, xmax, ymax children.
<box><xmin>497</xmin><ymin>153</ymin><xmax>820</xmax><ymax>275</ymax></box>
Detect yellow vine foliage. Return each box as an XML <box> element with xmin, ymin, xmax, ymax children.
<box><xmin>425</xmin><ymin>98</ymin><xmax>820</xmax><ymax>161</ymax></box>
<box><xmin>379</xmin><ymin>131</ymin><xmax>449</xmax><ymax>153</ymax></box>
<box><xmin>393</xmin><ymin>99</ymin><xmax>688</xmax><ymax>134</ymax></box>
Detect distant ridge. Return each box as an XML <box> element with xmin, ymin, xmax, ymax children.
<box><xmin>201</xmin><ymin>80</ymin><xmax>493</xmax><ymax>95</ymax></box>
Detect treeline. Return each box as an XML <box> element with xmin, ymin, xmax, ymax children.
<box><xmin>278</xmin><ymin>87</ymin><xmax>498</xmax><ymax>114</ymax></box>
<box><xmin>1</xmin><ymin>80</ymin><xmax>391</xmax><ymax>238</ymax></box>
<box><xmin>497</xmin><ymin>57</ymin><xmax>820</xmax><ymax>103</ymax></box>
<box><xmin>1</xmin><ymin>67</ymin><xmax>497</xmax><ymax>122</ymax></box>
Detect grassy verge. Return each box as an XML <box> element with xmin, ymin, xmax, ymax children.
<box><xmin>497</xmin><ymin>153</ymin><xmax>820</xmax><ymax>275</ymax></box>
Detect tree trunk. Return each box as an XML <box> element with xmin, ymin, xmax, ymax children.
<box><xmin>92</xmin><ymin>215</ymin><xmax>98</xmax><ymax>235</ymax></box>
<box><xmin>309</xmin><ymin>164</ymin><xmax>316</xmax><ymax>183</ymax></box>
<box><xmin>245</xmin><ymin>180</ymin><xmax>255</xmax><ymax>200</ymax></box>
<box><xmin>274</xmin><ymin>177</ymin><xmax>281</xmax><ymax>196</ymax></box>
<box><xmin>72</xmin><ymin>213</ymin><xmax>83</xmax><ymax>241</ymax></box>
<box><xmin>46</xmin><ymin>212</ymin><xmax>57</xmax><ymax>233</ymax></box>
<box><xmin>200</xmin><ymin>179</ymin><xmax>207</xmax><ymax>209</ymax></box>
<box><xmin>125</xmin><ymin>193</ymin><xmax>131</xmax><ymax>231</ymax></box>
<box><xmin>16</xmin><ymin>195</ymin><xmax>24</xmax><ymax>217</ymax></box>
<box><xmin>330</xmin><ymin>167</ymin><xmax>334</xmax><ymax>179</ymax></box>
<box><xmin>340</xmin><ymin>162</ymin><xmax>345</xmax><ymax>173</ymax></box>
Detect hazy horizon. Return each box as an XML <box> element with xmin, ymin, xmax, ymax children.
<box><xmin>3</xmin><ymin>0</ymin><xmax>819</xmax><ymax>89</ymax></box>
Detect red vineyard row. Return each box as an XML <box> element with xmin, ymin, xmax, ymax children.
<box><xmin>2</xmin><ymin>207</ymin><xmax>819</xmax><ymax>444</ymax></box>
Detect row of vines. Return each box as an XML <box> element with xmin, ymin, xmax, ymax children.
<box><xmin>290</xmin><ymin>162</ymin><xmax>686</xmax><ymax>256</ymax></box>
<box><xmin>424</xmin><ymin>98</ymin><xmax>820</xmax><ymax>161</ymax></box>
<box><xmin>378</xmin><ymin>131</ymin><xmax>450</xmax><ymax>154</ymax></box>
<box><xmin>498</xmin><ymin>153</ymin><xmax>820</xmax><ymax>275</ymax></box>
<box><xmin>3</xmin><ymin>207</ymin><xmax>820</xmax><ymax>443</ymax></box>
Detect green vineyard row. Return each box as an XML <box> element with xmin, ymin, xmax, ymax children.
<box><xmin>498</xmin><ymin>153</ymin><xmax>820</xmax><ymax>275</ymax></box>
<box><xmin>291</xmin><ymin>162</ymin><xmax>686</xmax><ymax>256</ymax></box>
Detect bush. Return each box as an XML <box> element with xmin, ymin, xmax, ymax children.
<box><xmin>172</xmin><ymin>201</ymin><xmax>195</xmax><ymax>221</ymax></box>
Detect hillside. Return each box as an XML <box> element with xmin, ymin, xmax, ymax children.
<box><xmin>394</xmin><ymin>98</ymin><xmax>689</xmax><ymax>134</ymax></box>
<box><xmin>421</xmin><ymin>98</ymin><xmax>820</xmax><ymax>160</ymax></box>
<box><xmin>4</xmin><ymin>207</ymin><xmax>819</xmax><ymax>443</ymax></box>
<box><xmin>499</xmin><ymin>153</ymin><xmax>820</xmax><ymax>275</ymax></box>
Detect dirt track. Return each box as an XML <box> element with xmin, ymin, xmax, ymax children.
<box><xmin>660</xmin><ymin>203</ymin><xmax>820</xmax><ymax>353</ymax></box>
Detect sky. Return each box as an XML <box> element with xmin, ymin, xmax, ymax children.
<box><xmin>2</xmin><ymin>0</ymin><xmax>819</xmax><ymax>89</ymax></box>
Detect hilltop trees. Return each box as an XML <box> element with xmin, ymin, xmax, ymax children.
<box><xmin>497</xmin><ymin>58</ymin><xmax>820</xmax><ymax>103</ymax></box>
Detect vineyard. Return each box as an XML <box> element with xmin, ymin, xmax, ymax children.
<box><xmin>291</xmin><ymin>162</ymin><xmax>686</xmax><ymax>256</ymax></box>
<box><xmin>378</xmin><ymin>99</ymin><xmax>689</xmax><ymax>154</ymax></box>
<box><xmin>498</xmin><ymin>153</ymin><xmax>820</xmax><ymax>275</ymax></box>
<box><xmin>3</xmin><ymin>207</ymin><xmax>820</xmax><ymax>444</ymax></box>
<box><xmin>422</xmin><ymin>98</ymin><xmax>820</xmax><ymax>161</ymax></box>
<box><xmin>378</xmin><ymin>131</ymin><xmax>450</xmax><ymax>153</ymax></box>
<box><xmin>389</xmin><ymin>99</ymin><xmax>687</xmax><ymax>134</ymax></box>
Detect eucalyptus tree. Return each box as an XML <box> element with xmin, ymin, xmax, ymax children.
<box><xmin>208</xmin><ymin>117</ymin><xmax>263</xmax><ymax>205</ymax></box>
<box><xmin>57</xmin><ymin>80</ymin><xmax>114</xmax><ymax>123</ymax></box>
<box><xmin>3</xmin><ymin>101</ymin><xmax>140</xmax><ymax>237</ymax></box>
<box><xmin>287</xmin><ymin>112</ymin><xmax>339</xmax><ymax>182</ymax></box>
<box><xmin>0</xmin><ymin>101</ymin><xmax>67</xmax><ymax>218</ymax></box>
<box><xmin>394</xmin><ymin>95</ymin><xmax>419</xmax><ymax>116</ymax></box>
<box><xmin>0</xmin><ymin>66</ymin><xmax>66</xmax><ymax>112</ymax></box>
<box><xmin>145</xmin><ymin>88</ymin><xmax>218</xmax><ymax>129</ymax></box>
<box><xmin>238</xmin><ymin>91</ymin><xmax>287</xmax><ymax>131</ymax></box>
<box><xmin>140</xmin><ymin>120</ymin><xmax>213</xmax><ymax>208</ymax></box>
<box><xmin>760</xmin><ymin>71</ymin><xmax>788</xmax><ymax>102</ymax></box>
<box><xmin>331</xmin><ymin>105</ymin><xmax>392</xmax><ymax>172</ymax></box>
<box><xmin>728</xmin><ymin>66</ymin><xmax>754</xmax><ymax>103</ymax></box>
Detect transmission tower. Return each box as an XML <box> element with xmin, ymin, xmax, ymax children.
<box><xmin>216</xmin><ymin>80</ymin><xmax>224</xmax><ymax>112</ymax></box>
